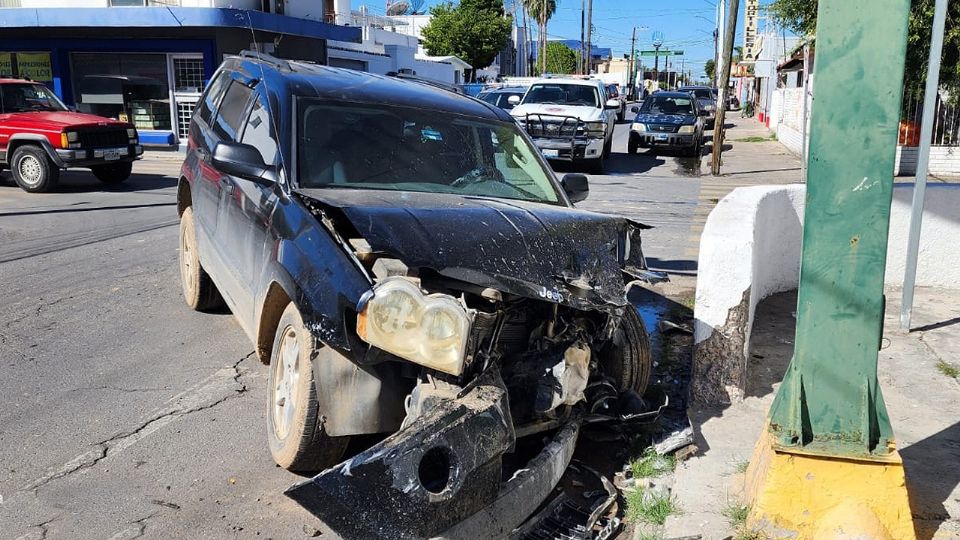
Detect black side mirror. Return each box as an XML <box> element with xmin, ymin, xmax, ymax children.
<box><xmin>561</xmin><ymin>173</ymin><xmax>589</xmax><ymax>203</ymax></box>
<box><xmin>630</xmin><ymin>106</ymin><xmax>639</xmax><ymax>113</ymax></box>
<box><xmin>212</xmin><ymin>141</ymin><xmax>277</xmax><ymax>185</ymax></box>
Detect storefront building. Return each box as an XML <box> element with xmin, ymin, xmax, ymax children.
<box><xmin>0</xmin><ymin>4</ymin><xmax>359</xmax><ymax>147</ymax></box>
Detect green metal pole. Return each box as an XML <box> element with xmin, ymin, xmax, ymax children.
<box><xmin>767</xmin><ymin>0</ymin><xmax>911</xmax><ymax>459</ymax></box>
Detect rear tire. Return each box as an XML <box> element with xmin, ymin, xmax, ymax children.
<box><xmin>11</xmin><ymin>145</ymin><xmax>58</xmax><ymax>193</ymax></box>
<box><xmin>92</xmin><ymin>162</ymin><xmax>133</xmax><ymax>185</ymax></box>
<box><xmin>600</xmin><ymin>307</ymin><xmax>652</xmax><ymax>395</ymax></box>
<box><xmin>179</xmin><ymin>207</ymin><xmax>223</xmax><ymax>311</ymax></box>
<box><xmin>267</xmin><ymin>303</ymin><xmax>350</xmax><ymax>472</ymax></box>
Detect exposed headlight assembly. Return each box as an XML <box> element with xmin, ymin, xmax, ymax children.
<box><xmin>357</xmin><ymin>278</ymin><xmax>472</xmax><ymax>376</ymax></box>
<box><xmin>678</xmin><ymin>125</ymin><xmax>696</xmax><ymax>134</ymax></box>
<box><xmin>632</xmin><ymin>123</ymin><xmax>648</xmax><ymax>132</ymax></box>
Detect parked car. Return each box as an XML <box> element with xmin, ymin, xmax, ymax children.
<box><xmin>605</xmin><ymin>83</ymin><xmax>627</xmax><ymax>122</ymax></box>
<box><xmin>509</xmin><ymin>77</ymin><xmax>619</xmax><ymax>173</ymax></box>
<box><xmin>178</xmin><ymin>51</ymin><xmax>661</xmax><ymax>539</ymax></box>
<box><xmin>0</xmin><ymin>78</ymin><xmax>142</xmax><ymax>192</ymax></box>
<box><xmin>628</xmin><ymin>91</ymin><xmax>708</xmax><ymax>157</ymax></box>
<box><xmin>476</xmin><ymin>85</ymin><xmax>527</xmax><ymax>111</ymax></box>
<box><xmin>677</xmin><ymin>85</ymin><xmax>717</xmax><ymax>129</ymax></box>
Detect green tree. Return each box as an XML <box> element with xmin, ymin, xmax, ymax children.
<box><xmin>421</xmin><ymin>0</ymin><xmax>513</xmax><ymax>81</ymax></box>
<box><xmin>705</xmin><ymin>59</ymin><xmax>716</xmax><ymax>83</ymax></box>
<box><xmin>543</xmin><ymin>41</ymin><xmax>578</xmax><ymax>74</ymax></box>
<box><xmin>767</xmin><ymin>0</ymin><xmax>960</xmax><ymax>93</ymax></box>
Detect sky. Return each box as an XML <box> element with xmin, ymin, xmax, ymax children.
<box><xmin>352</xmin><ymin>0</ymin><xmax>757</xmax><ymax>79</ymax></box>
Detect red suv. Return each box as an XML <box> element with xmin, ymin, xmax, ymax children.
<box><xmin>0</xmin><ymin>79</ymin><xmax>143</xmax><ymax>192</ymax></box>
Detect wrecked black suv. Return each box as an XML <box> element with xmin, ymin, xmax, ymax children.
<box><xmin>177</xmin><ymin>51</ymin><xmax>660</xmax><ymax>538</ymax></box>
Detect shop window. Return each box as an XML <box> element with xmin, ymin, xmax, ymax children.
<box><xmin>173</xmin><ymin>58</ymin><xmax>205</xmax><ymax>93</ymax></box>
<box><xmin>71</xmin><ymin>53</ymin><xmax>171</xmax><ymax>131</ymax></box>
<box><xmin>241</xmin><ymin>96</ymin><xmax>278</xmax><ymax>166</ymax></box>
<box><xmin>212</xmin><ymin>81</ymin><xmax>253</xmax><ymax>141</ymax></box>
<box><xmin>0</xmin><ymin>52</ymin><xmax>53</xmax><ymax>84</ymax></box>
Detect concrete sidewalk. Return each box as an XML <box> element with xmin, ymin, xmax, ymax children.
<box><xmin>665</xmin><ymin>287</ymin><xmax>960</xmax><ymax>539</ymax></box>
<box><xmin>686</xmin><ymin>119</ymin><xmax>803</xmax><ymax>260</ymax></box>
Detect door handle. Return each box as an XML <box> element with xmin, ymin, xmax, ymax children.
<box><xmin>221</xmin><ymin>178</ymin><xmax>235</xmax><ymax>194</ymax></box>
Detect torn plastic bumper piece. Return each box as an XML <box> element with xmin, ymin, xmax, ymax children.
<box><xmin>285</xmin><ymin>368</ymin><xmax>581</xmax><ymax>539</ymax></box>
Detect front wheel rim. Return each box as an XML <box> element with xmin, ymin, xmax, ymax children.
<box><xmin>17</xmin><ymin>155</ymin><xmax>43</xmax><ymax>186</ymax></box>
<box><xmin>272</xmin><ymin>327</ymin><xmax>301</xmax><ymax>441</ymax></box>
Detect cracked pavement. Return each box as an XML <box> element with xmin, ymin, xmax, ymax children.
<box><xmin>0</xmin><ymin>125</ymin><xmax>707</xmax><ymax>538</ymax></box>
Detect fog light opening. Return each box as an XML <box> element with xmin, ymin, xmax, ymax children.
<box><xmin>418</xmin><ymin>446</ymin><xmax>453</xmax><ymax>494</ymax></box>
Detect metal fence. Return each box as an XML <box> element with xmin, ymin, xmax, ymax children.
<box><xmin>900</xmin><ymin>89</ymin><xmax>960</xmax><ymax>146</ymax></box>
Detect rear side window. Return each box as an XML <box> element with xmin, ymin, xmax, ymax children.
<box><xmin>240</xmin><ymin>95</ymin><xmax>278</xmax><ymax>165</ymax></box>
<box><xmin>197</xmin><ymin>71</ymin><xmax>231</xmax><ymax>125</ymax></box>
<box><xmin>212</xmin><ymin>81</ymin><xmax>253</xmax><ymax>141</ymax></box>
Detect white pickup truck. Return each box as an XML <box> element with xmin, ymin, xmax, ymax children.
<box><xmin>509</xmin><ymin>77</ymin><xmax>620</xmax><ymax>173</ymax></box>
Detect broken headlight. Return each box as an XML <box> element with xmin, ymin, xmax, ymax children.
<box><xmin>357</xmin><ymin>278</ymin><xmax>472</xmax><ymax>376</ymax></box>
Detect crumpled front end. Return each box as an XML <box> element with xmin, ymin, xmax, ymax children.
<box><xmin>286</xmin><ymin>368</ymin><xmax>580</xmax><ymax>539</ymax></box>
<box><xmin>287</xmin><ymin>191</ymin><xmax>664</xmax><ymax>538</ymax></box>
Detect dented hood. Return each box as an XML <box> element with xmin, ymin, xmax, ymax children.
<box><xmin>297</xmin><ymin>188</ymin><xmax>650</xmax><ymax>310</ymax></box>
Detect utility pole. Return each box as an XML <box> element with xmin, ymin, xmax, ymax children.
<box><xmin>584</xmin><ymin>0</ymin><xmax>593</xmax><ymax>75</ymax></box>
<box><xmin>710</xmin><ymin>0</ymin><xmax>739</xmax><ymax>175</ymax></box>
<box><xmin>901</xmin><ymin>0</ymin><xmax>949</xmax><ymax>330</ymax></box>
<box><xmin>579</xmin><ymin>0</ymin><xmax>586</xmax><ymax>75</ymax></box>
<box><xmin>628</xmin><ymin>27</ymin><xmax>637</xmax><ymax>99</ymax></box>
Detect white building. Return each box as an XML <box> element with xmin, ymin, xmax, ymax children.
<box><xmin>326</xmin><ymin>9</ymin><xmax>470</xmax><ymax>84</ymax></box>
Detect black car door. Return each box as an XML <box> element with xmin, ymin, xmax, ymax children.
<box><xmin>189</xmin><ymin>70</ymin><xmax>232</xmax><ymax>243</ymax></box>
<box><xmin>216</xmin><ymin>87</ymin><xmax>280</xmax><ymax>331</ymax></box>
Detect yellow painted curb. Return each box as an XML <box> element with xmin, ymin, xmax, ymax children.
<box><xmin>744</xmin><ymin>429</ymin><xmax>916</xmax><ymax>540</ymax></box>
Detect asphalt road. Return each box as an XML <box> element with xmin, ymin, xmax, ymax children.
<box><xmin>0</xmin><ymin>122</ymin><xmax>705</xmax><ymax>539</ymax></box>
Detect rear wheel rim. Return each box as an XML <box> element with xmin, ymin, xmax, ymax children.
<box><xmin>180</xmin><ymin>222</ymin><xmax>197</xmax><ymax>299</ymax></box>
<box><xmin>272</xmin><ymin>327</ymin><xmax>301</xmax><ymax>441</ymax></box>
<box><xmin>17</xmin><ymin>155</ymin><xmax>42</xmax><ymax>186</ymax></box>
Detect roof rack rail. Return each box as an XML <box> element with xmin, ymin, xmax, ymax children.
<box><xmin>386</xmin><ymin>71</ymin><xmax>463</xmax><ymax>94</ymax></box>
<box><xmin>239</xmin><ymin>49</ymin><xmax>292</xmax><ymax>71</ymax></box>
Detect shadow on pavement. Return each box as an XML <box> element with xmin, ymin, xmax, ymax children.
<box><xmin>901</xmin><ymin>421</ymin><xmax>960</xmax><ymax>539</ymax></box>
<box><xmin>646</xmin><ymin>257</ymin><xmax>697</xmax><ymax>275</ymax></box>
<box><xmin>0</xmin><ymin>202</ymin><xmax>177</xmax><ymax>217</ymax></box>
<box><xmin>0</xmin><ymin>171</ymin><xmax>178</xmax><ymax>193</ymax></box>
<box><xmin>549</xmin><ymin>153</ymin><xmax>666</xmax><ymax>176</ymax></box>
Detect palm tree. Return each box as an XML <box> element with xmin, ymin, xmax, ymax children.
<box><xmin>523</xmin><ymin>0</ymin><xmax>557</xmax><ymax>74</ymax></box>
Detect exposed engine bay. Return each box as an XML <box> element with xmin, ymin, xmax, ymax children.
<box><xmin>286</xmin><ymin>191</ymin><xmax>666</xmax><ymax>539</ymax></box>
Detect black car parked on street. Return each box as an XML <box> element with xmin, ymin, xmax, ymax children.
<box><xmin>177</xmin><ymin>51</ymin><xmax>661</xmax><ymax>539</ymax></box>
<box><xmin>628</xmin><ymin>91</ymin><xmax>708</xmax><ymax>157</ymax></box>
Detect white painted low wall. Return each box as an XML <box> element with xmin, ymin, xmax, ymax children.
<box><xmin>895</xmin><ymin>146</ymin><xmax>960</xmax><ymax>176</ymax></box>
<box><xmin>691</xmin><ymin>185</ymin><xmax>805</xmax><ymax>404</ymax></box>
<box><xmin>693</xmin><ymin>183</ymin><xmax>960</xmax><ymax>404</ymax></box>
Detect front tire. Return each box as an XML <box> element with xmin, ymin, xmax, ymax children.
<box><xmin>179</xmin><ymin>207</ymin><xmax>223</xmax><ymax>311</ymax></box>
<box><xmin>267</xmin><ymin>303</ymin><xmax>350</xmax><ymax>472</ymax></box>
<box><xmin>92</xmin><ymin>162</ymin><xmax>133</xmax><ymax>185</ymax></box>
<box><xmin>628</xmin><ymin>136</ymin><xmax>639</xmax><ymax>155</ymax></box>
<box><xmin>599</xmin><ymin>307</ymin><xmax>652</xmax><ymax>395</ymax></box>
<box><xmin>11</xmin><ymin>145</ymin><xmax>59</xmax><ymax>193</ymax></box>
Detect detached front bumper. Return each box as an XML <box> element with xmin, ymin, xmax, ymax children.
<box><xmin>532</xmin><ymin>137</ymin><xmax>605</xmax><ymax>162</ymax></box>
<box><xmin>285</xmin><ymin>368</ymin><xmax>581</xmax><ymax>539</ymax></box>
<box><xmin>54</xmin><ymin>144</ymin><xmax>143</xmax><ymax>168</ymax></box>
